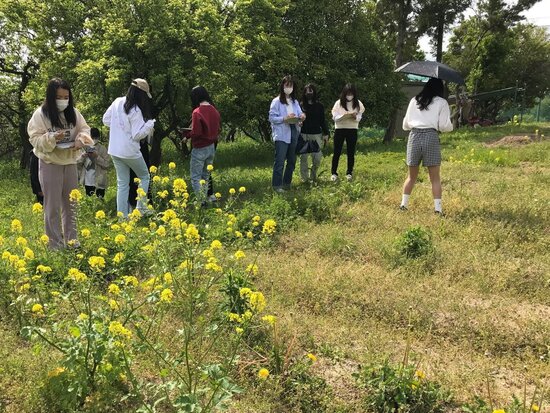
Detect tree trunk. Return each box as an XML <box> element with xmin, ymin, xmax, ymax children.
<box><xmin>17</xmin><ymin>63</ymin><xmax>36</xmax><ymax>169</ymax></box>
<box><xmin>435</xmin><ymin>15</ymin><xmax>445</xmax><ymax>62</ymax></box>
<box><xmin>225</xmin><ymin>127</ymin><xmax>237</xmax><ymax>142</ymax></box>
<box><xmin>384</xmin><ymin>0</ymin><xmax>411</xmax><ymax>144</ymax></box>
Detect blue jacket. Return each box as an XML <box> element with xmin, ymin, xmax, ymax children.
<box><xmin>268</xmin><ymin>97</ymin><xmax>303</xmax><ymax>143</ymax></box>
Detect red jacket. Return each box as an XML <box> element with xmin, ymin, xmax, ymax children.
<box><xmin>187</xmin><ymin>104</ymin><xmax>221</xmax><ymax>148</ymax></box>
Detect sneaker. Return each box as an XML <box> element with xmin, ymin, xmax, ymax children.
<box><xmin>207</xmin><ymin>194</ymin><xmax>218</xmax><ymax>202</ymax></box>
<box><xmin>274</xmin><ymin>187</ymin><xmax>285</xmax><ymax>193</ymax></box>
<box><xmin>330</xmin><ymin>174</ymin><xmax>338</xmax><ymax>182</ymax></box>
<box><xmin>434</xmin><ymin>210</ymin><xmax>445</xmax><ymax>217</ymax></box>
<box><xmin>399</xmin><ymin>205</ymin><xmax>408</xmax><ymax>211</ymax></box>
<box><xmin>346</xmin><ymin>174</ymin><xmax>352</xmax><ymax>182</ymax></box>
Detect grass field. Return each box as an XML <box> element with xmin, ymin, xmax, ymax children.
<box><xmin>0</xmin><ymin>123</ymin><xmax>549</xmax><ymax>412</ymax></box>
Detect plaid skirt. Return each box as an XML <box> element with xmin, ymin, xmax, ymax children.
<box><xmin>406</xmin><ymin>128</ymin><xmax>441</xmax><ymax>167</ymax></box>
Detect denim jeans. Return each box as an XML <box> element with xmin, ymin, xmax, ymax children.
<box><xmin>111</xmin><ymin>155</ymin><xmax>150</xmax><ymax>217</ymax></box>
<box><xmin>190</xmin><ymin>143</ymin><xmax>215</xmax><ymax>198</ymax></box>
<box><xmin>272</xmin><ymin>125</ymin><xmax>298</xmax><ymax>189</ymax></box>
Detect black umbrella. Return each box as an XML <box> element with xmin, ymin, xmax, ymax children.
<box><xmin>395</xmin><ymin>61</ymin><xmax>465</xmax><ymax>85</ymax></box>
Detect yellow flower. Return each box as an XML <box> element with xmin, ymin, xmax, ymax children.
<box><xmin>168</xmin><ymin>162</ymin><xmax>176</xmax><ymax>170</ymax></box>
<box><xmin>235</xmin><ymin>327</ymin><xmax>244</xmax><ymax>334</ymax></box>
<box><xmin>492</xmin><ymin>410</ymin><xmax>506</xmax><ymax>413</ymax></box>
<box><xmin>246</xmin><ymin>264</ymin><xmax>259</xmax><ymax>275</ymax></box>
<box><xmin>162</xmin><ymin>177</ymin><xmax>170</xmax><ymax>185</ymax></box>
<box><xmin>32</xmin><ymin>203</ymin><xmax>43</xmax><ymax>214</ymax></box>
<box><xmin>239</xmin><ymin>186</ymin><xmax>246</xmax><ymax>193</ymax></box>
<box><xmin>122</xmin><ymin>276</ymin><xmax>139</xmax><ymax>287</ymax></box>
<box><xmin>89</xmin><ymin>255</ymin><xmax>106</xmax><ymax>269</ymax></box>
<box><xmin>185</xmin><ymin>224</ymin><xmax>200</xmax><ymax>243</ymax></box>
<box><xmin>149</xmin><ymin>165</ymin><xmax>158</xmax><ymax>174</ymax></box>
<box><xmin>210</xmin><ymin>240</ymin><xmax>222</xmax><ymax>250</ymax></box>
<box><xmin>95</xmin><ymin>210</ymin><xmax>106</xmax><ymax>220</ymax></box>
<box><xmin>16</xmin><ymin>236</ymin><xmax>27</xmax><ymax>247</ymax></box>
<box><xmin>205</xmin><ymin>262</ymin><xmax>222</xmax><ymax>272</ymax></box>
<box><xmin>173</xmin><ymin>178</ymin><xmax>187</xmax><ymax>196</ymax></box>
<box><xmin>207</xmin><ymin>164</ymin><xmax>214</xmax><ymax>172</ymax></box>
<box><xmin>157</xmin><ymin>190</ymin><xmax>169</xmax><ymax>199</ymax></box>
<box><xmin>234</xmin><ymin>250</ymin><xmax>245</xmax><ymax>260</ymax></box>
<box><xmin>108</xmin><ymin>321</ymin><xmax>132</xmax><ymax>340</ymax></box>
<box><xmin>156</xmin><ymin>226</ymin><xmax>167</xmax><ymax>237</ymax></box>
<box><xmin>47</xmin><ymin>367</ymin><xmax>66</xmax><ymax>378</ymax></box>
<box><xmin>11</xmin><ymin>219</ymin><xmax>23</xmax><ymax>233</ymax></box>
<box><xmin>415</xmin><ymin>370</ymin><xmax>426</xmax><ymax>380</ymax></box>
<box><xmin>69</xmin><ymin>189</ymin><xmax>82</xmax><ymax>202</ymax></box>
<box><xmin>24</xmin><ymin>248</ymin><xmax>35</xmax><ymax>260</ymax></box>
<box><xmin>215</xmin><ymin>192</ymin><xmax>221</xmax><ymax>199</ymax></box>
<box><xmin>531</xmin><ymin>404</ymin><xmax>540</xmax><ymax>412</ymax></box>
<box><xmin>136</xmin><ymin>188</ymin><xmax>146</xmax><ymax>198</ymax></box>
<box><xmin>253</xmin><ymin>215</ymin><xmax>261</xmax><ymax>222</ymax></box>
<box><xmin>248</xmin><ymin>291</ymin><xmax>266</xmax><ymax>312</ymax></box>
<box><xmin>163</xmin><ymin>272</ymin><xmax>173</xmax><ymax>284</ymax></box>
<box><xmin>78</xmin><ymin>313</ymin><xmax>89</xmax><ymax>321</ymax></box>
<box><xmin>36</xmin><ymin>265</ymin><xmax>52</xmax><ymax>273</ymax></box>
<box><xmin>67</xmin><ymin>267</ymin><xmax>88</xmax><ymax>282</ymax></box>
<box><xmin>80</xmin><ymin>228</ymin><xmax>91</xmax><ymax>238</ymax></box>
<box><xmin>134</xmin><ymin>177</ymin><xmax>141</xmax><ymax>184</ymax></box>
<box><xmin>228</xmin><ymin>313</ymin><xmax>242</xmax><ymax>323</ymax></box>
<box><xmin>262</xmin><ymin>315</ymin><xmax>276</xmax><ymax>325</ymax></box>
<box><xmin>199</xmin><ymin>179</ymin><xmax>206</xmax><ymax>185</ymax></box>
<box><xmin>109</xmin><ymin>299</ymin><xmax>119</xmax><ymax>311</ymax></box>
<box><xmin>31</xmin><ymin>303</ymin><xmax>44</xmax><ymax>315</ymax></box>
<box><xmin>246</xmin><ymin>231</ymin><xmax>254</xmax><ymax>239</ymax></box>
<box><xmin>179</xmin><ymin>260</ymin><xmax>191</xmax><ymax>270</ymax></box>
<box><xmin>19</xmin><ymin>283</ymin><xmax>31</xmax><ymax>293</ymax></box>
<box><xmin>161</xmin><ymin>209</ymin><xmax>177</xmax><ymax>223</ymax></box>
<box><xmin>258</xmin><ymin>368</ymin><xmax>269</xmax><ymax>380</ymax></box>
<box><xmin>262</xmin><ymin>219</ymin><xmax>277</xmax><ymax>235</ymax></box>
<box><xmin>149</xmin><ymin>222</ymin><xmax>157</xmax><ymax>231</ymax></box>
<box><xmin>153</xmin><ymin>175</ymin><xmax>161</xmax><ymax>183</ymax></box>
<box><xmin>113</xmin><ymin>252</ymin><xmax>124</xmax><ymax>264</ymax></box>
<box><xmin>114</xmin><ymin>234</ymin><xmax>126</xmax><ymax>244</ymax></box>
<box><xmin>97</xmin><ymin>247</ymin><xmax>108</xmax><ymax>256</ymax></box>
<box><xmin>160</xmin><ymin>288</ymin><xmax>173</xmax><ymax>302</ymax></box>
<box><xmin>229</xmin><ymin>188</ymin><xmax>236</xmax><ymax>195</ymax></box>
<box><xmin>111</xmin><ymin>224</ymin><xmax>121</xmax><ymax>231</ymax></box>
<box><xmin>108</xmin><ymin>283</ymin><xmax>121</xmax><ymax>295</ymax></box>
<box><xmin>307</xmin><ymin>353</ymin><xmax>317</xmax><ymax>362</ymax></box>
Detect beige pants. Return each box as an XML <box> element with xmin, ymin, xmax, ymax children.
<box><xmin>39</xmin><ymin>161</ymin><xmax>78</xmax><ymax>249</ymax></box>
<box><xmin>299</xmin><ymin>133</ymin><xmax>323</xmax><ymax>181</ymax></box>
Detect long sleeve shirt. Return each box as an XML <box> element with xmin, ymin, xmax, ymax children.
<box><xmin>332</xmin><ymin>100</ymin><xmax>365</xmax><ymax>129</ymax></box>
<box><xmin>402</xmin><ymin>96</ymin><xmax>453</xmax><ymax>132</ymax></box>
<box><xmin>301</xmin><ymin>102</ymin><xmax>329</xmax><ymax>135</ymax></box>
<box><xmin>187</xmin><ymin>103</ymin><xmax>221</xmax><ymax>148</ymax></box>
<box><xmin>28</xmin><ymin>107</ymin><xmax>91</xmax><ymax>165</ymax></box>
<box><xmin>103</xmin><ymin>97</ymin><xmax>155</xmax><ymax>159</ymax></box>
<box><xmin>268</xmin><ymin>97</ymin><xmax>303</xmax><ymax>143</ymax></box>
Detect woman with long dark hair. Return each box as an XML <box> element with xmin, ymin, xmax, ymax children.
<box><xmin>400</xmin><ymin>78</ymin><xmax>453</xmax><ymax>214</ymax></box>
<box><xmin>27</xmin><ymin>78</ymin><xmax>92</xmax><ymax>249</ymax></box>
<box><xmin>299</xmin><ymin>84</ymin><xmax>329</xmax><ymax>182</ymax></box>
<box><xmin>103</xmin><ymin>78</ymin><xmax>155</xmax><ymax>217</ymax></box>
<box><xmin>268</xmin><ymin>75</ymin><xmax>305</xmax><ymax>192</ymax></box>
<box><xmin>181</xmin><ymin>86</ymin><xmax>221</xmax><ymax>201</ymax></box>
<box><xmin>330</xmin><ymin>83</ymin><xmax>365</xmax><ymax>182</ymax></box>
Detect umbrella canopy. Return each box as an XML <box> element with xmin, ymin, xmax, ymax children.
<box><xmin>395</xmin><ymin>61</ymin><xmax>465</xmax><ymax>85</ymax></box>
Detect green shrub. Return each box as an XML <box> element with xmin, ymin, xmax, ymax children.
<box><xmin>395</xmin><ymin>226</ymin><xmax>434</xmax><ymax>259</ymax></box>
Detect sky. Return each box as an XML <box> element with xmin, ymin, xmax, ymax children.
<box><xmin>419</xmin><ymin>0</ymin><xmax>550</xmax><ymax>60</ymax></box>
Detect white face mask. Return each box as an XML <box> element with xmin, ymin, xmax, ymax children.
<box><xmin>346</xmin><ymin>95</ymin><xmax>354</xmax><ymax>102</ymax></box>
<box><xmin>284</xmin><ymin>87</ymin><xmax>293</xmax><ymax>96</ymax></box>
<box><xmin>56</xmin><ymin>99</ymin><xmax>69</xmax><ymax>112</ymax></box>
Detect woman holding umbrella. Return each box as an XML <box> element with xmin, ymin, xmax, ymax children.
<box><xmin>400</xmin><ymin>78</ymin><xmax>453</xmax><ymax>214</ymax></box>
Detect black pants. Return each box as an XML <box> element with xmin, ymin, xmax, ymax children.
<box><xmin>331</xmin><ymin>128</ymin><xmax>358</xmax><ymax>175</ymax></box>
<box><xmin>85</xmin><ymin>186</ymin><xmax>105</xmax><ymax>198</ymax></box>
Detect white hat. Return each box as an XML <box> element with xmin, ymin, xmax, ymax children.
<box><xmin>131</xmin><ymin>78</ymin><xmax>152</xmax><ymax>98</ymax></box>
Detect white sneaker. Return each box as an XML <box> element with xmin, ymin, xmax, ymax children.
<box><xmin>274</xmin><ymin>187</ymin><xmax>285</xmax><ymax>193</ymax></box>
<box><xmin>346</xmin><ymin>174</ymin><xmax>352</xmax><ymax>182</ymax></box>
<box><xmin>330</xmin><ymin>174</ymin><xmax>338</xmax><ymax>182</ymax></box>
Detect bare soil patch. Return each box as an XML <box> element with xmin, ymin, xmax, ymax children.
<box><xmin>485</xmin><ymin>134</ymin><xmax>544</xmax><ymax>147</ymax></box>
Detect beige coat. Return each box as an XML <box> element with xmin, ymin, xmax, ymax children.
<box><xmin>77</xmin><ymin>143</ymin><xmax>111</xmax><ymax>189</ymax></box>
<box><xmin>28</xmin><ymin>106</ymin><xmax>91</xmax><ymax>165</ymax></box>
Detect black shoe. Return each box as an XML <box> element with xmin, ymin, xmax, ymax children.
<box><xmin>399</xmin><ymin>205</ymin><xmax>408</xmax><ymax>211</ymax></box>
<box><xmin>434</xmin><ymin>210</ymin><xmax>445</xmax><ymax>217</ymax></box>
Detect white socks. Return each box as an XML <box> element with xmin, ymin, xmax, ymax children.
<box><xmin>401</xmin><ymin>194</ymin><xmax>410</xmax><ymax>208</ymax></box>
<box><xmin>434</xmin><ymin>199</ymin><xmax>442</xmax><ymax>213</ymax></box>
<box><xmin>401</xmin><ymin>195</ymin><xmax>443</xmax><ymax>212</ymax></box>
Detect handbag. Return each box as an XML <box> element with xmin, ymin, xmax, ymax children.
<box><xmin>296</xmin><ymin>135</ymin><xmax>320</xmax><ymax>154</ymax></box>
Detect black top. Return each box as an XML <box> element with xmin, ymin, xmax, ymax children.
<box><xmin>301</xmin><ymin>101</ymin><xmax>329</xmax><ymax>135</ymax></box>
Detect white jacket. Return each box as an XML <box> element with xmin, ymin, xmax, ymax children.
<box><xmin>103</xmin><ymin>97</ymin><xmax>155</xmax><ymax>159</ymax></box>
<box><xmin>402</xmin><ymin>96</ymin><xmax>453</xmax><ymax>133</ymax></box>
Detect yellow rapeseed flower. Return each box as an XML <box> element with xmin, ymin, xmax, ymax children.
<box><xmin>207</xmin><ymin>164</ymin><xmax>214</xmax><ymax>172</ymax></box>
<box><xmin>156</xmin><ymin>226</ymin><xmax>167</xmax><ymax>237</ymax></box>
<box><xmin>531</xmin><ymin>404</ymin><xmax>540</xmax><ymax>412</ymax></box>
<box><xmin>262</xmin><ymin>315</ymin><xmax>276</xmax><ymax>325</ymax></box>
<box><xmin>149</xmin><ymin>165</ymin><xmax>158</xmax><ymax>174</ymax></box>
<box><xmin>81</xmin><ymin>228</ymin><xmax>91</xmax><ymax>238</ymax></box>
<box><xmin>415</xmin><ymin>370</ymin><xmax>426</xmax><ymax>380</ymax></box>
<box><xmin>153</xmin><ymin>175</ymin><xmax>161</xmax><ymax>183</ymax></box>
<box><xmin>108</xmin><ymin>321</ymin><xmax>132</xmax><ymax>340</ymax></box>
<box><xmin>210</xmin><ymin>240</ymin><xmax>222</xmax><ymax>250</ymax></box>
<box><xmin>47</xmin><ymin>367</ymin><xmax>66</xmax><ymax>378</ymax></box>
<box><xmin>111</xmin><ymin>224</ymin><xmax>121</xmax><ymax>231</ymax></box>
<box><xmin>109</xmin><ymin>299</ymin><xmax>120</xmax><ymax>311</ymax></box>
<box><xmin>246</xmin><ymin>264</ymin><xmax>259</xmax><ymax>275</ymax></box>
<box><xmin>24</xmin><ymin>248</ymin><xmax>35</xmax><ymax>260</ymax></box>
<box><xmin>36</xmin><ymin>265</ymin><xmax>52</xmax><ymax>273</ymax></box>
<box><xmin>234</xmin><ymin>250</ymin><xmax>245</xmax><ymax>260</ymax></box>
<box><xmin>95</xmin><ymin>210</ymin><xmax>106</xmax><ymax>220</ymax></box>
<box><xmin>108</xmin><ymin>283</ymin><xmax>121</xmax><ymax>295</ymax></box>
<box><xmin>160</xmin><ymin>288</ymin><xmax>173</xmax><ymax>302</ymax></box>
<box><xmin>89</xmin><ymin>256</ymin><xmax>106</xmax><ymax>269</ymax></box>
<box><xmin>133</xmin><ymin>177</ymin><xmax>141</xmax><ymax>184</ymax></box>
<box><xmin>16</xmin><ymin>237</ymin><xmax>27</xmax><ymax>247</ymax></box>
<box><xmin>185</xmin><ymin>224</ymin><xmax>200</xmax><ymax>243</ymax></box>
<box><xmin>248</xmin><ymin>291</ymin><xmax>266</xmax><ymax>312</ymax></box>
<box><xmin>235</xmin><ymin>327</ymin><xmax>244</xmax><ymax>334</ymax></box>
<box><xmin>229</xmin><ymin>188</ymin><xmax>236</xmax><ymax>195</ymax></box>
<box><xmin>307</xmin><ymin>353</ymin><xmax>317</xmax><ymax>362</ymax></box>
<box><xmin>239</xmin><ymin>186</ymin><xmax>246</xmax><ymax>193</ymax></box>
<box><xmin>113</xmin><ymin>252</ymin><xmax>124</xmax><ymax>264</ymax></box>
<box><xmin>31</xmin><ymin>303</ymin><xmax>44</xmax><ymax>315</ymax></box>
<box><xmin>161</xmin><ymin>209</ymin><xmax>177</xmax><ymax>223</ymax></box>
<box><xmin>215</xmin><ymin>192</ymin><xmax>221</xmax><ymax>199</ymax></box>
<box><xmin>258</xmin><ymin>368</ymin><xmax>269</xmax><ymax>380</ymax></box>
<box><xmin>122</xmin><ymin>276</ymin><xmax>139</xmax><ymax>287</ymax></box>
<box><xmin>32</xmin><ymin>203</ymin><xmax>43</xmax><ymax>214</ymax></box>
<box><xmin>262</xmin><ymin>219</ymin><xmax>277</xmax><ymax>235</ymax></box>
<box><xmin>69</xmin><ymin>189</ymin><xmax>82</xmax><ymax>203</ymax></box>
<box><xmin>163</xmin><ymin>272</ymin><xmax>173</xmax><ymax>284</ymax></box>
<box><xmin>114</xmin><ymin>234</ymin><xmax>126</xmax><ymax>244</ymax></box>
<box><xmin>168</xmin><ymin>162</ymin><xmax>176</xmax><ymax>170</ymax></box>
<box><xmin>11</xmin><ymin>219</ymin><xmax>23</xmax><ymax>233</ymax></box>
<box><xmin>67</xmin><ymin>267</ymin><xmax>88</xmax><ymax>282</ymax></box>
<box><xmin>492</xmin><ymin>410</ymin><xmax>506</xmax><ymax>413</ymax></box>
<box><xmin>199</xmin><ymin>179</ymin><xmax>206</xmax><ymax>185</ymax></box>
